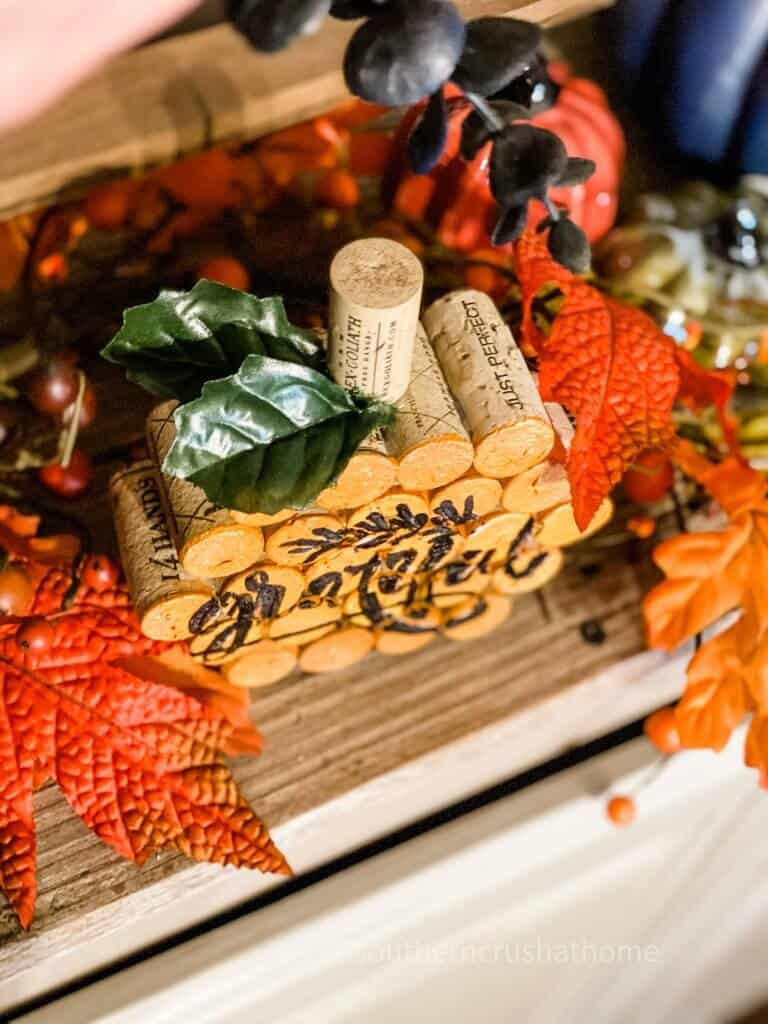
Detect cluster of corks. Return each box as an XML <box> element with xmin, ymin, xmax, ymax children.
<box><xmin>110</xmin><ymin>239</ymin><xmax>612</xmax><ymax>688</ymax></box>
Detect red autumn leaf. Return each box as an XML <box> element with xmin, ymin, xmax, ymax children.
<box><xmin>674</xmin><ymin>348</ymin><xmax>740</xmax><ymax>454</ymax></box>
<box><xmin>0</xmin><ymin>561</ymin><xmax>289</xmax><ymax>930</ymax></box>
<box><xmin>514</xmin><ymin>230</ymin><xmax>679</xmax><ymax>529</ymax></box>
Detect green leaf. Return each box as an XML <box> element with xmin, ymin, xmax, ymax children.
<box><xmin>162</xmin><ymin>353</ymin><xmax>396</xmax><ymax>514</ymax></box>
<box><xmin>101</xmin><ymin>280</ymin><xmax>324</xmax><ymax>402</ymax></box>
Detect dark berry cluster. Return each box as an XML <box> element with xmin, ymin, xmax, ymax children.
<box><xmin>228</xmin><ymin>0</ymin><xmax>596</xmax><ymax>271</ymax></box>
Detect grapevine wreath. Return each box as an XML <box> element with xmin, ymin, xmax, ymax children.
<box><xmin>0</xmin><ymin>2</ymin><xmax>766</xmax><ymax>929</ymax></box>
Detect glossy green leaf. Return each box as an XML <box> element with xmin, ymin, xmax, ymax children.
<box><xmin>162</xmin><ymin>353</ymin><xmax>395</xmax><ymax>514</ymax></box>
<box><xmin>101</xmin><ymin>280</ymin><xmax>324</xmax><ymax>402</ymax></box>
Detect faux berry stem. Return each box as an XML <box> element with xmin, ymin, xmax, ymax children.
<box><xmin>465</xmin><ymin>92</ymin><xmax>506</xmax><ymax>135</ymax></box>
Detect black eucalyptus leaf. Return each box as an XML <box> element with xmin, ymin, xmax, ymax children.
<box><xmin>408</xmin><ymin>88</ymin><xmax>448</xmax><ymax>174</ymax></box>
<box><xmin>491</xmin><ymin>204</ymin><xmax>528</xmax><ymax>245</ymax></box>
<box><xmin>452</xmin><ymin>17</ymin><xmax>541</xmax><ymax>97</ymax></box>
<box><xmin>547</xmin><ymin>217</ymin><xmax>591</xmax><ymax>273</ymax></box>
<box><xmin>489</xmin><ymin>124</ymin><xmax>568</xmax><ymax>208</ymax></box>
<box><xmin>557</xmin><ymin>157</ymin><xmax>597</xmax><ymax>187</ymax></box>
<box><xmin>229</xmin><ymin>0</ymin><xmax>331</xmax><ymax>52</ymax></box>
<box><xmin>490</xmin><ymin>99</ymin><xmax>532</xmax><ymax>123</ymax></box>
<box><xmin>459</xmin><ymin>109</ymin><xmax>491</xmax><ymax>160</ymax></box>
<box><xmin>163</xmin><ymin>353</ymin><xmax>396</xmax><ymax>515</ymax></box>
<box><xmin>344</xmin><ymin>0</ymin><xmax>465</xmax><ymax>105</ymax></box>
<box><xmin>330</xmin><ymin>0</ymin><xmax>390</xmax><ymax>17</ymax></box>
<box><xmin>101</xmin><ymin>282</ymin><xmax>324</xmax><ymax>403</ymax></box>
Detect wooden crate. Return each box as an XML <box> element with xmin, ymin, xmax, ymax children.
<box><xmin>0</xmin><ymin>1</ymin><xmax>672</xmax><ymax>1013</ymax></box>
<box><xmin>0</xmin><ymin>0</ymin><xmax>615</xmax><ymax>220</ymax></box>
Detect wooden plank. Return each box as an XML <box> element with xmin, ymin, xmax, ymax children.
<box><xmin>0</xmin><ymin>0</ymin><xmax>614</xmax><ymax>220</ymax></box>
<box><xmin>0</xmin><ymin>540</ymin><xmax>685</xmax><ymax>1011</ymax></box>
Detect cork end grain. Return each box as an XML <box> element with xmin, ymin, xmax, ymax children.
<box><xmin>180</xmin><ymin>524</ymin><xmax>265</xmax><ymax>579</ymax></box>
<box><xmin>474</xmin><ymin>418</ymin><xmax>554</xmax><ymax>479</ymax></box>
<box><xmin>375</xmin><ymin>605</ymin><xmax>442</xmax><ymax>655</ymax></box>
<box><xmin>317</xmin><ymin>450</ymin><xmax>398</xmax><ymax>511</ymax></box>
<box><xmin>443</xmin><ymin>594</ymin><xmax>512</xmax><ymax>641</ymax></box>
<box><xmin>492</xmin><ymin>547</ymin><xmax>564</xmax><ymax>596</ymax></box>
<box><xmin>223</xmin><ymin>640</ymin><xmax>298</xmax><ymax>689</ymax></box>
<box><xmin>141</xmin><ymin>587</ymin><xmax>212</xmax><ymax>642</ymax></box>
<box><xmin>298</xmin><ymin>626</ymin><xmax>374</xmax><ymax>674</ymax></box>
<box><xmin>502</xmin><ymin>462</ymin><xmax>572</xmax><ymax>516</ymax></box>
<box><xmin>430</xmin><ymin>476</ymin><xmax>503</xmax><ymax>522</ymax></box>
<box><xmin>330</xmin><ymin>237</ymin><xmax>423</xmax><ymax>310</ymax></box>
<box><xmin>396</xmin><ymin>434</ymin><xmax>474</xmax><ymax>492</ymax></box>
<box><xmin>536</xmin><ymin>497</ymin><xmax>614</xmax><ymax>548</ymax></box>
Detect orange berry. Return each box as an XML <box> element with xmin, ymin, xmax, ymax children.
<box><xmin>623</xmin><ymin>450</ymin><xmax>674</xmax><ymax>505</ymax></box>
<box><xmin>16</xmin><ymin>617</ymin><xmax>55</xmax><ymax>652</ymax></box>
<box><xmin>0</xmin><ymin>565</ymin><xmax>34</xmax><ymax>616</ymax></box>
<box><xmin>316</xmin><ymin>168</ymin><xmax>361</xmax><ymax>209</ymax></box>
<box><xmin>85</xmin><ymin>180</ymin><xmax>136</xmax><ymax>231</ymax></box>
<box><xmin>627</xmin><ymin>515</ymin><xmax>657</xmax><ymax>539</ymax></box>
<box><xmin>644</xmin><ymin>707</ymin><xmax>681</xmax><ymax>755</ymax></box>
<box><xmin>197</xmin><ymin>257</ymin><xmax>251</xmax><ymax>291</ymax></box>
<box><xmin>606</xmin><ymin>795</ymin><xmax>636</xmax><ymax>827</ymax></box>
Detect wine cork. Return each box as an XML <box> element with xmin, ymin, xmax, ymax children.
<box><xmin>264</xmin><ymin>513</ymin><xmax>347</xmax><ymax>567</ymax></box>
<box><xmin>536</xmin><ymin>497</ymin><xmax>614</xmax><ymax>548</ymax></box>
<box><xmin>375</xmin><ymin>604</ymin><xmax>442</xmax><ymax>655</ymax></box>
<box><xmin>423</xmin><ymin>290</ymin><xmax>554</xmax><ymax>478</ymax></box>
<box><xmin>348</xmin><ymin>491</ymin><xmax>430</xmax><ymax>551</ymax></box>
<box><xmin>304</xmin><ymin>544</ymin><xmax>382</xmax><ymax>599</ymax></box>
<box><xmin>147</xmin><ymin>402</ymin><xmax>265</xmax><ymax>579</ymax></box>
<box><xmin>502</xmin><ymin>399</ymin><xmax>573</xmax><ymax>515</ymax></box>
<box><xmin>492</xmin><ymin>546</ymin><xmax>564</xmax><ymax>595</ymax></box>
<box><xmin>464</xmin><ymin>511</ymin><xmax>532</xmax><ymax>563</ymax></box>
<box><xmin>110</xmin><ymin>461</ymin><xmax>214</xmax><ymax>641</ymax></box>
<box><xmin>344</xmin><ymin>585</ymin><xmax>410</xmax><ymax>627</ymax></box>
<box><xmin>328</xmin><ymin>237</ymin><xmax>423</xmax><ymax>401</ymax></box>
<box><xmin>220</xmin><ymin>565</ymin><xmax>305</xmax><ymax>618</ymax></box>
<box><xmin>267</xmin><ymin>598</ymin><xmax>342</xmax><ymax>646</ymax></box>
<box><xmin>231</xmin><ymin>508</ymin><xmax>295</xmax><ymax>528</ymax></box>
<box><xmin>430</xmin><ymin>475</ymin><xmax>503</xmax><ymax>524</ymax></box>
<box><xmin>188</xmin><ymin>615</ymin><xmax>264</xmax><ymax>666</ymax></box>
<box><xmin>316</xmin><ymin>430</ymin><xmax>398</xmax><ymax>511</ymax></box>
<box><xmin>384</xmin><ymin>527</ymin><xmax>465</xmax><ymax>575</ymax></box>
<box><xmin>442</xmin><ymin>594</ymin><xmax>512</xmax><ymax>641</ymax></box>
<box><xmin>223</xmin><ymin>640</ymin><xmax>298</xmax><ymax>689</ymax></box>
<box><xmin>429</xmin><ymin>555</ymin><xmax>494</xmax><ymax>608</ymax></box>
<box><xmin>386</xmin><ymin>323</ymin><xmax>474</xmax><ymax>491</ymax></box>
<box><xmin>299</xmin><ymin>627</ymin><xmax>375</xmax><ymax>674</ymax></box>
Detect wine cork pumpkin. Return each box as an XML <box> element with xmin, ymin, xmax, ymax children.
<box><xmin>423</xmin><ymin>290</ymin><xmax>554</xmax><ymax>478</ymax></box>
<box><xmin>328</xmin><ymin>237</ymin><xmax>423</xmax><ymax>401</ymax></box>
<box><xmin>442</xmin><ymin>594</ymin><xmax>512</xmax><ymax>641</ymax></box>
<box><xmin>385</xmin><ymin>323</ymin><xmax>474</xmax><ymax>491</ymax></box>
<box><xmin>431</xmin><ymin>475</ymin><xmax>503</xmax><ymax>524</ymax></box>
<box><xmin>147</xmin><ymin>402</ymin><xmax>265</xmax><ymax>579</ymax></box>
<box><xmin>110</xmin><ymin>461</ymin><xmax>214</xmax><ymax>641</ymax></box>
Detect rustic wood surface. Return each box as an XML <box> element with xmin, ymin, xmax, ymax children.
<box><xmin>0</xmin><ymin>545</ymin><xmax>658</xmax><ymax>975</ymax></box>
<box><xmin>0</xmin><ymin>0</ymin><xmax>615</xmax><ymax>220</ymax></box>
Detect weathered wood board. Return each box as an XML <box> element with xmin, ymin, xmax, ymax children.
<box><xmin>0</xmin><ymin>540</ymin><xmax>678</xmax><ymax>1006</ymax></box>
<box><xmin>0</xmin><ymin>0</ymin><xmax>615</xmax><ymax>220</ymax></box>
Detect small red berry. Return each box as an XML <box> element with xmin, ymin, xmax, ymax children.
<box><xmin>606</xmin><ymin>795</ymin><xmax>636</xmax><ymax>827</ymax></box>
<box><xmin>81</xmin><ymin>554</ymin><xmax>120</xmax><ymax>590</ymax></box>
<box><xmin>644</xmin><ymin>707</ymin><xmax>681</xmax><ymax>755</ymax></box>
<box><xmin>26</xmin><ymin>355</ymin><xmax>79</xmax><ymax>415</ymax></box>
<box><xmin>0</xmin><ymin>564</ymin><xmax>34</xmax><ymax>616</ymax></box>
<box><xmin>39</xmin><ymin>448</ymin><xmax>94</xmax><ymax>499</ymax></box>
<box><xmin>60</xmin><ymin>382</ymin><xmax>98</xmax><ymax>430</ymax></box>
<box><xmin>16</xmin><ymin>617</ymin><xmax>55</xmax><ymax>652</ymax></box>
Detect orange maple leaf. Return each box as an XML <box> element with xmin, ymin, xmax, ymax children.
<box><xmin>674</xmin><ymin>348</ymin><xmax>740</xmax><ymax>454</ymax></box>
<box><xmin>0</xmin><ymin>545</ymin><xmax>288</xmax><ymax>930</ymax></box>
<box><xmin>514</xmin><ymin>229</ymin><xmax>679</xmax><ymax>529</ymax></box>
<box><xmin>644</xmin><ymin>453</ymin><xmax>768</xmax><ymax>762</ymax></box>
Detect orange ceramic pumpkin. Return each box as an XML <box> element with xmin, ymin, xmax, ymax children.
<box><xmin>383</xmin><ymin>64</ymin><xmax>625</xmax><ymax>250</ymax></box>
